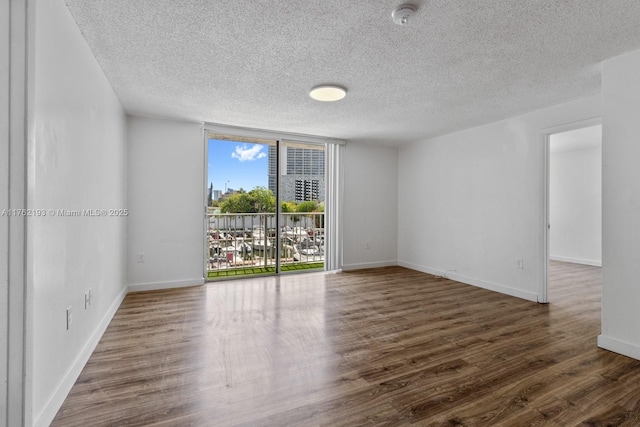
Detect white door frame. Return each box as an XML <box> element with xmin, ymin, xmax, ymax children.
<box><xmin>537</xmin><ymin>117</ymin><xmax>602</xmax><ymax>303</ymax></box>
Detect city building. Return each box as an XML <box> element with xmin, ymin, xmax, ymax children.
<box><xmin>268</xmin><ymin>145</ymin><xmax>325</xmax><ymax>202</ymax></box>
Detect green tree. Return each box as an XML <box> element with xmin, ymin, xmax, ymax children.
<box><xmin>220</xmin><ymin>186</ymin><xmax>276</xmax><ymax>213</ymax></box>
<box><xmin>281</xmin><ymin>201</ymin><xmax>297</xmax><ymax>213</ymax></box>
<box><xmin>296</xmin><ymin>200</ymin><xmax>318</xmax><ymax>213</ymax></box>
<box><xmin>220</xmin><ymin>192</ymin><xmax>253</xmax><ymax>213</ymax></box>
<box><xmin>248</xmin><ymin>187</ymin><xmax>276</xmax><ymax>213</ymax></box>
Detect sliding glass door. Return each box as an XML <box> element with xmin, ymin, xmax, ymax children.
<box><xmin>278</xmin><ymin>141</ymin><xmax>326</xmax><ymax>272</ymax></box>
<box><xmin>206</xmin><ymin>135</ymin><xmax>276</xmax><ymax>279</ymax></box>
<box><xmin>205</xmin><ymin>130</ymin><xmax>340</xmax><ymax>280</ymax></box>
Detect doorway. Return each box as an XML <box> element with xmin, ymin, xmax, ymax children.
<box><xmin>543</xmin><ymin>121</ymin><xmax>602</xmax><ymax>302</ymax></box>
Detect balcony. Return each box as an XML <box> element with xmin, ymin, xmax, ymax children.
<box><xmin>207</xmin><ymin>212</ymin><xmax>324</xmax><ymax>279</ymax></box>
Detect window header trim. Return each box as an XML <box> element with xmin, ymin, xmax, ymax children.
<box><xmin>204</xmin><ymin>122</ymin><xmax>346</xmax><ymax>146</ymax></box>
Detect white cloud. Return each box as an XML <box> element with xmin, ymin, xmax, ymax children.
<box><xmin>231</xmin><ymin>144</ymin><xmax>267</xmax><ymax>162</ymax></box>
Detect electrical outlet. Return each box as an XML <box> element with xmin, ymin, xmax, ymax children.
<box><xmin>66</xmin><ymin>306</ymin><xmax>73</xmax><ymax>330</ymax></box>
<box><xmin>365</xmin><ymin>241</ymin><xmax>371</xmax><ymax>250</ymax></box>
<box><xmin>516</xmin><ymin>258</ymin><xmax>524</xmax><ymax>269</ymax></box>
<box><xmin>137</xmin><ymin>252</ymin><xmax>145</xmax><ymax>263</ymax></box>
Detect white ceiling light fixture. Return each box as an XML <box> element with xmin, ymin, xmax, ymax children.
<box><xmin>392</xmin><ymin>4</ymin><xmax>417</xmax><ymax>25</ymax></box>
<box><xmin>309</xmin><ymin>85</ymin><xmax>347</xmax><ymax>102</ymax></box>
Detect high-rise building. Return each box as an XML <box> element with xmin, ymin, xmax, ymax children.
<box><xmin>268</xmin><ymin>145</ymin><xmax>325</xmax><ymax>202</ymax></box>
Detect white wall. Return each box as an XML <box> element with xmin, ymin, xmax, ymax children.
<box><xmin>0</xmin><ymin>0</ymin><xmax>8</xmax><ymax>417</ymax></box>
<box><xmin>342</xmin><ymin>142</ymin><xmax>398</xmax><ymax>270</ymax></box>
<box><xmin>398</xmin><ymin>95</ymin><xmax>600</xmax><ymax>302</ymax></box>
<box><xmin>31</xmin><ymin>0</ymin><xmax>128</xmax><ymax>425</ymax></box>
<box><xmin>549</xmin><ymin>144</ymin><xmax>602</xmax><ymax>266</ymax></box>
<box><xmin>2</xmin><ymin>1</ymin><xmax>33</xmax><ymax>425</ymax></box>
<box><xmin>599</xmin><ymin>48</ymin><xmax>640</xmax><ymax>360</ymax></box>
<box><xmin>127</xmin><ymin>116</ymin><xmax>205</xmax><ymax>291</ymax></box>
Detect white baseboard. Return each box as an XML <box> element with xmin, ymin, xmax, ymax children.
<box><xmin>35</xmin><ymin>285</ymin><xmax>128</xmax><ymax>427</ymax></box>
<box><xmin>398</xmin><ymin>261</ymin><xmax>441</xmax><ymax>276</ymax></box>
<box><xmin>128</xmin><ymin>277</ymin><xmax>205</xmax><ymax>292</ymax></box>
<box><xmin>550</xmin><ymin>255</ymin><xmax>601</xmax><ymax>267</ymax></box>
<box><xmin>398</xmin><ymin>261</ymin><xmax>538</xmax><ymax>303</ymax></box>
<box><xmin>598</xmin><ymin>334</ymin><xmax>640</xmax><ymax>361</ymax></box>
<box><xmin>341</xmin><ymin>260</ymin><xmax>398</xmax><ymax>271</ymax></box>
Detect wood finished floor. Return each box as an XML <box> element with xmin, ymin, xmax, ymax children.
<box><xmin>52</xmin><ymin>262</ymin><xmax>640</xmax><ymax>426</ymax></box>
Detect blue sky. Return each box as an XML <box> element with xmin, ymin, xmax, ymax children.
<box><xmin>207</xmin><ymin>139</ymin><xmax>269</xmax><ymax>193</ymax></box>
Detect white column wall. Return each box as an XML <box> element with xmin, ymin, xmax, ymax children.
<box><xmin>0</xmin><ymin>0</ymin><xmax>9</xmax><ymax>417</ymax></box>
<box><xmin>2</xmin><ymin>0</ymin><xmax>33</xmax><ymax>425</ymax></box>
<box><xmin>342</xmin><ymin>142</ymin><xmax>398</xmax><ymax>270</ymax></box>
<box><xmin>599</xmin><ymin>48</ymin><xmax>640</xmax><ymax>360</ymax></box>
<box><xmin>126</xmin><ymin>116</ymin><xmax>205</xmax><ymax>291</ymax></box>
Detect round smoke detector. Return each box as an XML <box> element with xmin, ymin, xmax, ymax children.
<box><xmin>392</xmin><ymin>4</ymin><xmax>417</xmax><ymax>25</ymax></box>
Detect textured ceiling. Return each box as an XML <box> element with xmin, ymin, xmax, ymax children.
<box><xmin>64</xmin><ymin>0</ymin><xmax>640</xmax><ymax>146</ymax></box>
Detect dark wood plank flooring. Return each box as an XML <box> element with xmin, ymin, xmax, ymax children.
<box><xmin>52</xmin><ymin>262</ymin><xmax>640</xmax><ymax>426</ymax></box>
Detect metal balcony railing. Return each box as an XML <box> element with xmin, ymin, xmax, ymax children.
<box><xmin>206</xmin><ymin>212</ymin><xmax>324</xmax><ymax>278</ymax></box>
